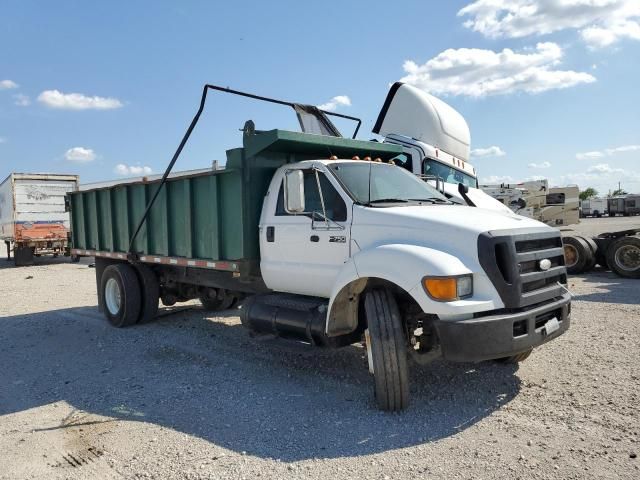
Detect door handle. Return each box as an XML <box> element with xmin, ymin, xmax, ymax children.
<box><xmin>266</xmin><ymin>226</ymin><xmax>275</xmax><ymax>242</ymax></box>
<box><xmin>310</xmin><ymin>235</ymin><xmax>319</xmax><ymax>242</ymax></box>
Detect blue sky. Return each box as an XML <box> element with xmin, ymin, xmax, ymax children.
<box><xmin>1</xmin><ymin>0</ymin><xmax>639</xmax><ymax>195</ymax></box>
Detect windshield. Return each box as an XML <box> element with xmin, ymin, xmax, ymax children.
<box><xmin>327</xmin><ymin>162</ymin><xmax>448</xmax><ymax>205</ymax></box>
<box><xmin>423</xmin><ymin>158</ymin><xmax>477</xmax><ymax>188</ymax></box>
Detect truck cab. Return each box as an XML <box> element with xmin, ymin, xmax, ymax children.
<box><xmin>372</xmin><ymin>82</ymin><xmax>510</xmax><ymax>212</ymax></box>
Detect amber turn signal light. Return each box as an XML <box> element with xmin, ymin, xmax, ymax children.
<box><xmin>423</xmin><ymin>277</ymin><xmax>457</xmax><ymax>301</ymax></box>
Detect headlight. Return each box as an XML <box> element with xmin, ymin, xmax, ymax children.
<box><xmin>423</xmin><ymin>275</ymin><xmax>473</xmax><ymax>301</ymax></box>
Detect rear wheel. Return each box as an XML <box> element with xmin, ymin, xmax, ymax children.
<box><xmin>100</xmin><ymin>263</ymin><xmax>141</xmax><ymax>327</ymax></box>
<box><xmin>364</xmin><ymin>289</ymin><xmax>409</xmax><ymax>411</ymax></box>
<box><xmin>133</xmin><ymin>264</ymin><xmax>160</xmax><ymax>323</ymax></box>
<box><xmin>562</xmin><ymin>236</ymin><xmax>591</xmax><ymax>274</ymax></box>
<box><xmin>606</xmin><ymin>237</ymin><xmax>640</xmax><ymax>279</ymax></box>
<box><xmin>576</xmin><ymin>235</ymin><xmax>598</xmax><ymax>271</ymax></box>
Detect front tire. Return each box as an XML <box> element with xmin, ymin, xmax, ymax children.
<box><xmin>364</xmin><ymin>289</ymin><xmax>409</xmax><ymax>411</ymax></box>
<box><xmin>100</xmin><ymin>263</ymin><xmax>142</xmax><ymax>327</ymax></box>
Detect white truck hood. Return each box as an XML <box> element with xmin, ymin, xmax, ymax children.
<box><xmin>351</xmin><ymin>203</ymin><xmax>551</xmax><ymax>268</ymax></box>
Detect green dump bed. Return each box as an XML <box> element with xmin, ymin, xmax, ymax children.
<box><xmin>69</xmin><ymin>129</ymin><xmax>402</xmax><ymax>275</ymax></box>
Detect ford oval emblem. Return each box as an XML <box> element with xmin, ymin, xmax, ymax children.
<box><xmin>539</xmin><ymin>259</ymin><xmax>552</xmax><ymax>271</ymax></box>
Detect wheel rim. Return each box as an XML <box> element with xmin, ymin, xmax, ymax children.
<box><xmin>563</xmin><ymin>244</ymin><xmax>578</xmax><ymax>267</ymax></box>
<box><xmin>614</xmin><ymin>244</ymin><xmax>640</xmax><ymax>272</ymax></box>
<box><xmin>105</xmin><ymin>278</ymin><xmax>122</xmax><ymax>315</ymax></box>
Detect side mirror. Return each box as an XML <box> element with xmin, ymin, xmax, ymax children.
<box><xmin>284</xmin><ymin>170</ymin><xmax>305</xmax><ymax>213</ymax></box>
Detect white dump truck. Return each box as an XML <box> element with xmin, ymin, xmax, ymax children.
<box><xmin>70</xmin><ymin>85</ymin><xmax>571</xmax><ymax>411</ymax></box>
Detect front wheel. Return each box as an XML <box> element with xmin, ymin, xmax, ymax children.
<box><xmin>364</xmin><ymin>289</ymin><xmax>409</xmax><ymax>411</ymax></box>
<box><xmin>100</xmin><ymin>263</ymin><xmax>142</xmax><ymax>327</ymax></box>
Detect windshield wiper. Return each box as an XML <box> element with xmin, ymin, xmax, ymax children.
<box><xmin>368</xmin><ymin>198</ymin><xmax>409</xmax><ymax>204</ymax></box>
<box><xmin>407</xmin><ymin>197</ymin><xmax>452</xmax><ymax>204</ymax></box>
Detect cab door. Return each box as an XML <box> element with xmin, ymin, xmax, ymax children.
<box><xmin>260</xmin><ymin>165</ymin><xmax>351</xmax><ymax>298</ymax></box>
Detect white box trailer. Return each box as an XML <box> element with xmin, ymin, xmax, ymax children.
<box><xmin>0</xmin><ymin>173</ymin><xmax>79</xmax><ymax>266</ymax></box>
<box><xmin>580</xmin><ymin>197</ymin><xmax>608</xmax><ymax>217</ymax></box>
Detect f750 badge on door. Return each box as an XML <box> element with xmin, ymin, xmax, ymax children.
<box><xmin>329</xmin><ymin>236</ymin><xmax>346</xmax><ymax>243</ymax></box>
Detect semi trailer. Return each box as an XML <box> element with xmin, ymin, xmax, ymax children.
<box><xmin>69</xmin><ymin>85</ymin><xmax>571</xmax><ymax>411</ymax></box>
<box><xmin>0</xmin><ymin>173</ymin><xmax>79</xmax><ymax>266</ymax></box>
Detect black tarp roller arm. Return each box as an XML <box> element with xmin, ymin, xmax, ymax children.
<box><xmin>127</xmin><ymin>84</ymin><xmax>362</xmax><ymax>256</ymax></box>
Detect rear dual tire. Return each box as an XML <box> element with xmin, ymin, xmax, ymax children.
<box><xmin>100</xmin><ymin>263</ymin><xmax>159</xmax><ymax>327</ymax></box>
<box><xmin>606</xmin><ymin>236</ymin><xmax>640</xmax><ymax>279</ymax></box>
<box><xmin>563</xmin><ymin>235</ymin><xmax>598</xmax><ymax>274</ymax></box>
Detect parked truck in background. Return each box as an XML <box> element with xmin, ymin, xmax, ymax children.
<box><xmin>0</xmin><ymin>173</ymin><xmax>79</xmax><ymax>266</ymax></box>
<box><xmin>69</xmin><ymin>85</ymin><xmax>571</xmax><ymax>411</ymax></box>
<box><xmin>581</xmin><ymin>197</ymin><xmax>608</xmax><ymax>218</ymax></box>
<box><xmin>371</xmin><ymin>83</ymin><xmax>579</xmax><ymax>226</ymax></box>
<box><xmin>566</xmin><ymin>195</ymin><xmax>639</xmax><ymax>277</ymax></box>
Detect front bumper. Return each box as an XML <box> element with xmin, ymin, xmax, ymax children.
<box><xmin>434</xmin><ymin>293</ymin><xmax>571</xmax><ymax>362</ymax></box>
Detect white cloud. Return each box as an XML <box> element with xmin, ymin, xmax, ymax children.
<box><xmin>556</xmin><ymin>164</ymin><xmax>638</xmax><ymax>190</ymax></box>
<box><xmin>526</xmin><ymin>175</ymin><xmax>547</xmax><ymax>181</ymax></box>
<box><xmin>64</xmin><ymin>147</ymin><xmax>96</xmax><ymax>163</ymax></box>
<box><xmin>38</xmin><ymin>90</ymin><xmax>123</xmax><ymax>110</ymax></box>
<box><xmin>458</xmin><ymin>0</ymin><xmax>640</xmax><ymax>49</ymax></box>
<box><xmin>471</xmin><ymin>146</ymin><xmax>506</xmax><ymax>157</ymax></box>
<box><xmin>480</xmin><ymin>175</ymin><xmax>515</xmax><ymax>184</ymax></box>
<box><xmin>114</xmin><ymin>164</ymin><xmax>153</xmax><ymax>176</ymax></box>
<box><xmin>604</xmin><ymin>144</ymin><xmax>640</xmax><ymax>154</ymax></box>
<box><xmin>528</xmin><ymin>161</ymin><xmax>551</xmax><ymax>168</ymax></box>
<box><xmin>0</xmin><ymin>79</ymin><xmax>18</xmax><ymax>89</ymax></box>
<box><xmin>317</xmin><ymin>95</ymin><xmax>351</xmax><ymax>111</ymax></box>
<box><xmin>0</xmin><ymin>137</ymin><xmax>6</xmax><ymax>143</ymax></box>
<box><xmin>576</xmin><ymin>144</ymin><xmax>640</xmax><ymax>159</ymax></box>
<box><xmin>399</xmin><ymin>43</ymin><xmax>595</xmax><ymax>97</ymax></box>
<box><xmin>576</xmin><ymin>151</ymin><xmax>604</xmax><ymax>160</ymax></box>
<box><xmin>586</xmin><ymin>163</ymin><xmax>624</xmax><ymax>174</ymax></box>
<box><xmin>13</xmin><ymin>93</ymin><xmax>30</xmax><ymax>106</ymax></box>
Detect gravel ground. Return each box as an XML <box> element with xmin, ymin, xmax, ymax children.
<box><xmin>1</xmin><ymin>228</ymin><xmax>639</xmax><ymax>479</ymax></box>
